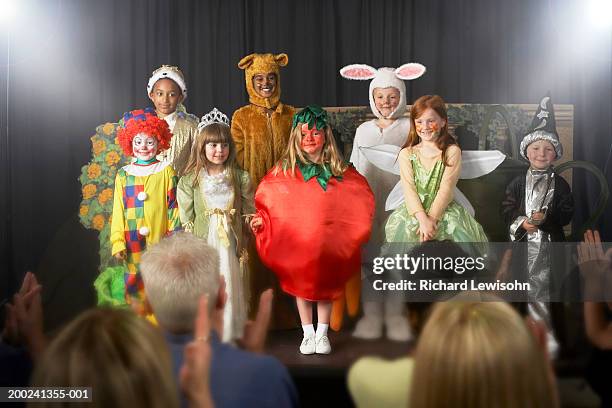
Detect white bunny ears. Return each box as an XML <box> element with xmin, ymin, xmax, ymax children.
<box><xmin>340</xmin><ymin>63</ymin><xmax>426</xmax><ymax>119</ymax></box>
<box><xmin>339</xmin><ymin>63</ymin><xmax>426</xmax><ymax>81</ymax></box>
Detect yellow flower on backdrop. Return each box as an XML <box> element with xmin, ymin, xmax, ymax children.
<box><xmin>102</xmin><ymin>123</ymin><xmax>115</xmax><ymax>135</ymax></box>
<box><xmin>79</xmin><ymin>205</ymin><xmax>89</xmax><ymax>216</ymax></box>
<box><xmin>87</xmin><ymin>163</ymin><xmax>102</xmax><ymax>179</ymax></box>
<box><xmin>92</xmin><ymin>214</ymin><xmax>105</xmax><ymax>231</ymax></box>
<box><xmin>98</xmin><ymin>188</ymin><xmax>113</xmax><ymax>205</ymax></box>
<box><xmin>105</xmin><ymin>151</ymin><xmax>120</xmax><ymax>166</ymax></box>
<box><xmin>82</xmin><ymin>184</ymin><xmax>97</xmax><ymax>200</ymax></box>
<box><xmin>92</xmin><ymin>138</ymin><xmax>107</xmax><ymax>155</ymax></box>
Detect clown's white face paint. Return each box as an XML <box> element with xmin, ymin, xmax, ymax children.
<box><xmin>132</xmin><ymin>133</ymin><xmax>159</xmax><ymax>161</ymax></box>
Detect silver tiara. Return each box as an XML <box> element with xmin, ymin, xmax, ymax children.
<box><xmin>198</xmin><ymin>108</ymin><xmax>230</xmax><ymax>131</ymax></box>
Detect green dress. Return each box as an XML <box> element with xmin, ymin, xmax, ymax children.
<box><xmin>385</xmin><ymin>152</ymin><xmax>488</xmax><ymax>252</ymax></box>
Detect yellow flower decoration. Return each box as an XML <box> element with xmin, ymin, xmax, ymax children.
<box><xmin>98</xmin><ymin>188</ymin><xmax>113</xmax><ymax>205</ymax></box>
<box><xmin>102</xmin><ymin>123</ymin><xmax>115</xmax><ymax>135</ymax></box>
<box><xmin>82</xmin><ymin>184</ymin><xmax>97</xmax><ymax>200</ymax></box>
<box><xmin>79</xmin><ymin>205</ymin><xmax>89</xmax><ymax>217</ymax></box>
<box><xmin>114</xmin><ymin>136</ymin><xmax>120</xmax><ymax>145</ymax></box>
<box><xmin>105</xmin><ymin>151</ymin><xmax>121</xmax><ymax>166</ymax></box>
<box><xmin>92</xmin><ymin>138</ymin><xmax>107</xmax><ymax>156</ymax></box>
<box><xmin>87</xmin><ymin>163</ymin><xmax>102</xmax><ymax>180</ymax></box>
<box><xmin>92</xmin><ymin>214</ymin><xmax>105</xmax><ymax>231</ymax></box>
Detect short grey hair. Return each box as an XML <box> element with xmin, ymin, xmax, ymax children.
<box><xmin>140</xmin><ymin>232</ymin><xmax>220</xmax><ymax>333</ymax></box>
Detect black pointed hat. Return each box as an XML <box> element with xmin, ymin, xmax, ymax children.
<box><xmin>520</xmin><ymin>93</ymin><xmax>563</xmax><ymax>160</ymax></box>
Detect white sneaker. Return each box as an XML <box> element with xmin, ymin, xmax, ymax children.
<box><xmin>299</xmin><ymin>335</ymin><xmax>316</xmax><ymax>355</ymax></box>
<box><xmin>352</xmin><ymin>315</ymin><xmax>383</xmax><ymax>339</ymax></box>
<box><xmin>385</xmin><ymin>315</ymin><xmax>414</xmax><ymax>342</ymax></box>
<box><xmin>315</xmin><ymin>335</ymin><xmax>331</xmax><ymax>354</ymax></box>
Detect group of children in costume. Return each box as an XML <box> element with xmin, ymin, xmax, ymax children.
<box><xmin>107</xmin><ymin>55</ymin><xmax>573</xmax><ymax>355</ymax></box>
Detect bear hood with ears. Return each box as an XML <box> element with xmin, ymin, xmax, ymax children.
<box><xmin>238</xmin><ymin>53</ymin><xmax>289</xmax><ymax>110</ymax></box>
<box><xmin>340</xmin><ymin>63</ymin><xmax>426</xmax><ymax>119</ymax></box>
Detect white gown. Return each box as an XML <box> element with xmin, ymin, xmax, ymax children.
<box><xmin>200</xmin><ymin>170</ymin><xmax>247</xmax><ymax>342</ymax></box>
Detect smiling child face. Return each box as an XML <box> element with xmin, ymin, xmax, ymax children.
<box><xmin>526</xmin><ymin>139</ymin><xmax>556</xmax><ymax>169</ymax></box>
<box><xmin>373</xmin><ymin>87</ymin><xmax>400</xmax><ymax>118</ymax></box>
<box><xmin>414</xmin><ymin>108</ymin><xmax>446</xmax><ymax>142</ymax></box>
<box><xmin>252</xmin><ymin>73</ymin><xmax>277</xmax><ymax>98</ymax></box>
<box><xmin>132</xmin><ymin>133</ymin><xmax>159</xmax><ymax>161</ymax></box>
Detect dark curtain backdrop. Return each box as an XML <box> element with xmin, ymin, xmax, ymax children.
<box><xmin>1</xmin><ymin>0</ymin><xmax>611</xmax><ymax>325</ymax></box>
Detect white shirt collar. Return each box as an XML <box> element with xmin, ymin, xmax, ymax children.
<box><xmin>163</xmin><ymin>111</ymin><xmax>178</xmax><ymax>132</ymax></box>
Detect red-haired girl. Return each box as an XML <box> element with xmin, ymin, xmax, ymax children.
<box><xmin>385</xmin><ymin>95</ymin><xmax>487</xmax><ymax>245</ymax></box>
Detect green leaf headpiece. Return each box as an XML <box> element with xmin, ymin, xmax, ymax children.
<box><xmin>292</xmin><ymin>105</ymin><xmax>329</xmax><ymax>130</ymax></box>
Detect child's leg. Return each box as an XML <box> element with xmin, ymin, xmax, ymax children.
<box><xmin>315</xmin><ymin>301</ymin><xmax>332</xmax><ymax>354</ymax></box>
<box><xmin>384</xmin><ymin>298</ymin><xmax>413</xmax><ymax>342</ymax></box>
<box><xmin>296</xmin><ymin>297</ymin><xmax>316</xmax><ymax>354</ymax></box>
<box><xmin>296</xmin><ymin>297</ymin><xmax>313</xmax><ymax>325</ymax></box>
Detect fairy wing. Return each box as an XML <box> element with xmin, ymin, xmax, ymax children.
<box><xmin>460</xmin><ymin>150</ymin><xmax>506</xmax><ymax>179</ymax></box>
<box><xmin>359</xmin><ymin>145</ymin><xmax>506</xmax><ymax>213</ymax></box>
<box><xmin>358</xmin><ymin>144</ymin><xmax>402</xmax><ymax>175</ymax></box>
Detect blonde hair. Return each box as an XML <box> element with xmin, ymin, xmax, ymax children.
<box><xmin>30</xmin><ymin>308</ymin><xmax>178</xmax><ymax>408</ymax></box>
<box><xmin>184</xmin><ymin>123</ymin><xmax>238</xmax><ymax>187</ymax></box>
<box><xmin>410</xmin><ymin>301</ymin><xmax>557</xmax><ymax>408</ymax></box>
<box><xmin>276</xmin><ymin>124</ymin><xmax>347</xmax><ymax>177</ymax></box>
<box><xmin>140</xmin><ymin>232</ymin><xmax>220</xmax><ymax>333</ymax></box>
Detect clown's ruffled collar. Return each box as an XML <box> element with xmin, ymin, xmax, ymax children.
<box><xmin>297</xmin><ymin>161</ymin><xmax>342</xmax><ymax>191</ymax></box>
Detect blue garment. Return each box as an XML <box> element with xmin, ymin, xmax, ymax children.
<box><xmin>165</xmin><ymin>331</ymin><xmax>298</xmax><ymax>408</ymax></box>
<box><xmin>0</xmin><ymin>342</ymin><xmax>32</xmax><ymax>387</ymax></box>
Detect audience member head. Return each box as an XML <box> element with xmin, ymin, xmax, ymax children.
<box><xmin>410</xmin><ymin>299</ymin><xmax>557</xmax><ymax>408</ymax></box>
<box><xmin>31</xmin><ymin>308</ymin><xmax>178</xmax><ymax>408</ymax></box>
<box><xmin>140</xmin><ymin>232</ymin><xmax>220</xmax><ymax>333</ymax></box>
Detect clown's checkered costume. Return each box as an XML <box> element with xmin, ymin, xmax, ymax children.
<box><xmin>110</xmin><ymin>108</ymin><xmax>181</xmax><ymax>311</ymax></box>
<box><xmin>111</xmin><ymin>160</ymin><xmax>181</xmax><ymax>303</ymax></box>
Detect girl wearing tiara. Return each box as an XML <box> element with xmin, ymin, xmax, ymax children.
<box><xmin>177</xmin><ymin>108</ymin><xmax>254</xmax><ymax>342</ymax></box>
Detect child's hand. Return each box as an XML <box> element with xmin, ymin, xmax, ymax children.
<box><xmin>521</xmin><ymin>219</ymin><xmax>538</xmax><ymax>234</ymax></box>
<box><xmin>531</xmin><ymin>211</ymin><xmax>545</xmax><ymax>221</ymax></box>
<box><xmin>416</xmin><ymin>213</ymin><xmax>437</xmax><ymax>242</ymax></box>
<box><xmin>250</xmin><ymin>216</ymin><xmax>263</xmax><ymax>233</ymax></box>
<box><xmin>114</xmin><ymin>250</ymin><xmax>127</xmax><ymax>261</ymax></box>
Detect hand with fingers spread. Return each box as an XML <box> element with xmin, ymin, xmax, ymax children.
<box><xmin>180</xmin><ymin>296</ymin><xmax>214</xmax><ymax>408</ymax></box>
<box><xmin>578</xmin><ymin>230</ymin><xmax>612</xmax><ymax>350</ymax></box>
<box><xmin>577</xmin><ymin>230</ymin><xmax>612</xmax><ymax>300</ymax></box>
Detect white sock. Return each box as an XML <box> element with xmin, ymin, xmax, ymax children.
<box><xmin>316</xmin><ymin>323</ymin><xmax>329</xmax><ymax>339</ymax></box>
<box><xmin>302</xmin><ymin>324</ymin><xmax>315</xmax><ymax>337</ymax></box>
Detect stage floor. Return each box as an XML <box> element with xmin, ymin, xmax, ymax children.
<box><xmin>266</xmin><ymin>328</ymin><xmax>414</xmax><ymax>375</ymax></box>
